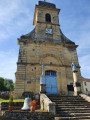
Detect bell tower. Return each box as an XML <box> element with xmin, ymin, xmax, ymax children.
<box><xmin>33</xmin><ymin>1</ymin><xmax>61</xmax><ymax>41</ymax></box>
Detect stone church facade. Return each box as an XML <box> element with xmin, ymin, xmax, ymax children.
<box><xmin>14</xmin><ymin>1</ymin><xmax>84</xmax><ymax>98</ymax></box>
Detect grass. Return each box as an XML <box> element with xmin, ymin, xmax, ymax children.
<box><xmin>0</xmin><ymin>99</ymin><xmax>24</xmax><ymax>102</ymax></box>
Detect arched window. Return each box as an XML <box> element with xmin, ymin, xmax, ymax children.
<box><xmin>45</xmin><ymin>71</ymin><xmax>56</xmax><ymax>77</ymax></box>
<box><xmin>45</xmin><ymin>13</ymin><xmax>51</xmax><ymax>22</ymax></box>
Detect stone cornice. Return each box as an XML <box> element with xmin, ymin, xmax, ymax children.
<box><xmin>63</xmin><ymin>44</ymin><xmax>78</xmax><ymax>48</ymax></box>
<box><xmin>17</xmin><ymin>62</ymin><xmax>80</xmax><ymax>68</ymax></box>
<box><xmin>37</xmin><ymin>21</ymin><xmax>60</xmax><ymax>26</ymax></box>
<box><xmin>36</xmin><ymin>5</ymin><xmax>60</xmax><ymax>12</ymax></box>
<box><xmin>17</xmin><ymin>38</ymin><xmax>78</xmax><ymax>48</ymax></box>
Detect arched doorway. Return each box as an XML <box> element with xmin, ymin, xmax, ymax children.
<box><xmin>45</xmin><ymin>70</ymin><xmax>57</xmax><ymax>94</ymax></box>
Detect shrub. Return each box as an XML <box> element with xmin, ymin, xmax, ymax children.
<box><xmin>9</xmin><ymin>95</ymin><xmax>13</xmax><ymax>106</ymax></box>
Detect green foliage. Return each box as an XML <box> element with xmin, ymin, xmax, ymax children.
<box><xmin>9</xmin><ymin>95</ymin><xmax>13</xmax><ymax>106</ymax></box>
<box><xmin>0</xmin><ymin>77</ymin><xmax>14</xmax><ymax>91</ymax></box>
<box><xmin>9</xmin><ymin>95</ymin><xmax>13</xmax><ymax>101</ymax></box>
<box><xmin>4</xmin><ymin>79</ymin><xmax>14</xmax><ymax>91</ymax></box>
<box><xmin>0</xmin><ymin>77</ymin><xmax>7</xmax><ymax>91</ymax></box>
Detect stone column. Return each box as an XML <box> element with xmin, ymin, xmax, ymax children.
<box><xmin>40</xmin><ymin>63</ymin><xmax>46</xmax><ymax>93</ymax></box>
<box><xmin>72</xmin><ymin>62</ymin><xmax>81</xmax><ymax>96</ymax></box>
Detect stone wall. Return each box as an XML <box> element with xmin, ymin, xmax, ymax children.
<box><xmin>0</xmin><ymin>102</ymin><xmax>23</xmax><ymax>111</ymax></box>
<box><xmin>0</xmin><ymin>101</ymin><xmax>40</xmax><ymax>111</ymax></box>
<box><xmin>3</xmin><ymin>111</ymin><xmax>54</xmax><ymax>120</ymax></box>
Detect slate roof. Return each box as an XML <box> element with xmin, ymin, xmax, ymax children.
<box><xmin>20</xmin><ymin>28</ymin><xmax>75</xmax><ymax>45</ymax></box>
<box><xmin>21</xmin><ymin>28</ymin><xmax>35</xmax><ymax>40</ymax></box>
<box><xmin>38</xmin><ymin>1</ymin><xmax>56</xmax><ymax>9</ymax></box>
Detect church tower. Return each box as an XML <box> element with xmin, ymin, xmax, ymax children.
<box><xmin>14</xmin><ymin>1</ymin><xmax>84</xmax><ymax>98</ymax></box>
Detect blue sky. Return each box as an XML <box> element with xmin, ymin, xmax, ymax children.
<box><xmin>0</xmin><ymin>0</ymin><xmax>90</xmax><ymax>82</ymax></box>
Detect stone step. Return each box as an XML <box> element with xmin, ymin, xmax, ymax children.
<box><xmin>15</xmin><ymin>87</ymin><xmax>24</xmax><ymax>89</ymax></box>
<box><xmin>56</xmin><ymin>103</ymin><xmax>88</xmax><ymax>105</ymax></box>
<box><xmin>15</xmin><ymin>85</ymin><xmax>24</xmax><ymax>87</ymax></box>
<box><xmin>14</xmin><ymin>89</ymin><xmax>24</xmax><ymax>92</ymax></box>
<box><xmin>50</xmin><ymin>98</ymin><xmax>84</xmax><ymax>101</ymax></box>
<box><xmin>15</xmin><ymin>83</ymin><xmax>24</xmax><ymax>85</ymax></box>
<box><xmin>56</xmin><ymin>102</ymin><xmax>90</xmax><ymax>107</ymax></box>
<box><xmin>15</xmin><ymin>81</ymin><xmax>25</xmax><ymax>83</ymax></box>
<box><xmin>15</xmin><ymin>81</ymin><xmax>24</xmax><ymax>82</ymax></box>
<box><xmin>15</xmin><ymin>86</ymin><xmax>24</xmax><ymax>88</ymax></box>
<box><xmin>48</xmin><ymin>96</ymin><xmax>82</xmax><ymax>98</ymax></box>
<box><xmin>48</xmin><ymin>95</ymin><xmax>90</xmax><ymax>119</ymax></box>
<box><xmin>48</xmin><ymin>95</ymin><xmax>80</xmax><ymax>96</ymax></box>
<box><xmin>15</xmin><ymin>84</ymin><xmax>24</xmax><ymax>87</ymax></box>
<box><xmin>53</xmin><ymin>101</ymin><xmax>90</xmax><ymax>104</ymax></box>
<box><xmin>47</xmin><ymin>95</ymin><xmax>80</xmax><ymax>97</ymax></box>
<box><xmin>56</xmin><ymin>113</ymin><xmax>90</xmax><ymax>117</ymax></box>
<box><xmin>52</xmin><ymin>100</ymin><xmax>86</xmax><ymax>103</ymax></box>
<box><xmin>51</xmin><ymin>98</ymin><xmax>85</xmax><ymax>101</ymax></box>
<box><xmin>15</xmin><ymin>83</ymin><xmax>24</xmax><ymax>86</ymax></box>
<box><xmin>56</xmin><ymin>107</ymin><xmax>90</xmax><ymax>110</ymax></box>
<box><xmin>55</xmin><ymin>116</ymin><xmax>90</xmax><ymax>120</ymax></box>
<box><xmin>56</xmin><ymin>105</ymin><xmax>90</xmax><ymax>108</ymax></box>
<box><xmin>56</xmin><ymin>110</ymin><xmax>90</xmax><ymax>113</ymax></box>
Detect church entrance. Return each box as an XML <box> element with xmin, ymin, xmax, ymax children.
<box><xmin>45</xmin><ymin>71</ymin><xmax>57</xmax><ymax>94</ymax></box>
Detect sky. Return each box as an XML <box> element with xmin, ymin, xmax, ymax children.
<box><xmin>0</xmin><ymin>0</ymin><xmax>90</xmax><ymax>82</ymax></box>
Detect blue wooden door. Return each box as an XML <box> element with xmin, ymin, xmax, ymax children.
<box><xmin>45</xmin><ymin>71</ymin><xmax>57</xmax><ymax>94</ymax></box>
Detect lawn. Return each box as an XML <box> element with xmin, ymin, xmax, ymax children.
<box><xmin>0</xmin><ymin>99</ymin><xmax>24</xmax><ymax>102</ymax></box>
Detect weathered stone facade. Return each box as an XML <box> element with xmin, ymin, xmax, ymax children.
<box><xmin>14</xmin><ymin>1</ymin><xmax>84</xmax><ymax>98</ymax></box>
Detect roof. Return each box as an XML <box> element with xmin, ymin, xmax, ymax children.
<box><xmin>21</xmin><ymin>28</ymin><xmax>35</xmax><ymax>40</ymax></box>
<box><xmin>38</xmin><ymin>1</ymin><xmax>56</xmax><ymax>9</ymax></box>
<box><xmin>82</xmin><ymin>77</ymin><xmax>90</xmax><ymax>82</ymax></box>
<box><xmin>20</xmin><ymin>28</ymin><xmax>75</xmax><ymax>45</ymax></box>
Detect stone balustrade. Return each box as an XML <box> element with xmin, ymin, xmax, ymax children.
<box><xmin>80</xmin><ymin>94</ymin><xmax>90</xmax><ymax>102</ymax></box>
<box><xmin>40</xmin><ymin>94</ymin><xmax>56</xmax><ymax>114</ymax></box>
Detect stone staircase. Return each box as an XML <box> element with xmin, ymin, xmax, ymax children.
<box><xmin>48</xmin><ymin>95</ymin><xmax>90</xmax><ymax>120</ymax></box>
<box><xmin>14</xmin><ymin>80</ymin><xmax>25</xmax><ymax>98</ymax></box>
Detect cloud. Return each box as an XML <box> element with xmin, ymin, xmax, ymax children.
<box><xmin>60</xmin><ymin>5</ymin><xmax>90</xmax><ymax>79</ymax></box>
<box><xmin>0</xmin><ymin>50</ymin><xmax>18</xmax><ymax>82</ymax></box>
<box><xmin>79</xmin><ymin>54</ymin><xmax>90</xmax><ymax>78</ymax></box>
<box><xmin>78</xmin><ymin>26</ymin><xmax>90</xmax><ymax>48</ymax></box>
<box><xmin>75</xmin><ymin>17</ymin><xmax>90</xmax><ymax>78</ymax></box>
<box><xmin>0</xmin><ymin>0</ymin><xmax>35</xmax><ymax>82</ymax></box>
<box><xmin>0</xmin><ymin>0</ymin><xmax>33</xmax><ymax>42</ymax></box>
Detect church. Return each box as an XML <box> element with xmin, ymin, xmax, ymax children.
<box><xmin>14</xmin><ymin>1</ymin><xmax>84</xmax><ymax>98</ymax></box>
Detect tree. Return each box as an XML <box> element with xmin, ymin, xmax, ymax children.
<box><xmin>0</xmin><ymin>77</ymin><xmax>6</xmax><ymax>91</ymax></box>
<box><xmin>0</xmin><ymin>77</ymin><xmax>14</xmax><ymax>91</ymax></box>
<box><xmin>4</xmin><ymin>79</ymin><xmax>14</xmax><ymax>91</ymax></box>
